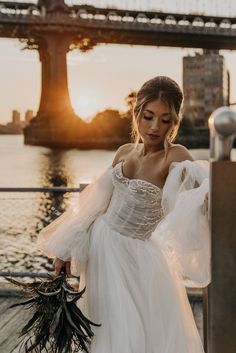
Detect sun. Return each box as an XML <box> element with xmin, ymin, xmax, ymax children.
<box><xmin>77</xmin><ymin>95</ymin><xmax>89</xmax><ymax>108</ymax></box>
<box><xmin>70</xmin><ymin>91</ymin><xmax>104</xmax><ymax>120</ymax></box>
<box><xmin>71</xmin><ymin>93</ymin><xmax>91</xmax><ymax>119</ymax></box>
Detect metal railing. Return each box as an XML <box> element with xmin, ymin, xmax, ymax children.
<box><xmin>0</xmin><ymin>185</ymin><xmax>88</xmax><ymax>280</ymax></box>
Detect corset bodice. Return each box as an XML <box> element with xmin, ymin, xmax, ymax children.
<box><xmin>103</xmin><ymin>162</ymin><xmax>164</xmax><ymax>240</ymax></box>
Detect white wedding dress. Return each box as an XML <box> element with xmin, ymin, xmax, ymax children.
<box><xmin>37</xmin><ymin>159</ymin><xmax>210</xmax><ymax>353</ymax></box>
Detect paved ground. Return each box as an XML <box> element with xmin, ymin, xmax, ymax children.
<box><xmin>0</xmin><ymin>286</ymin><xmax>204</xmax><ymax>353</ymax></box>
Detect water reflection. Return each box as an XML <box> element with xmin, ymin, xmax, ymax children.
<box><xmin>39</xmin><ymin>149</ymin><xmax>73</xmax><ymax>187</ymax></box>
<box><xmin>0</xmin><ymin>149</ymin><xmax>79</xmax><ymax>275</ymax></box>
<box><xmin>37</xmin><ymin>149</ymin><xmax>76</xmax><ymax>229</ymax></box>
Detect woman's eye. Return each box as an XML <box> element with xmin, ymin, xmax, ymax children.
<box><xmin>143</xmin><ymin>115</ymin><xmax>152</xmax><ymax>120</ymax></box>
<box><xmin>162</xmin><ymin>119</ymin><xmax>171</xmax><ymax>124</ymax></box>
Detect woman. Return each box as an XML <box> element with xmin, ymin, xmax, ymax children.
<box><xmin>38</xmin><ymin>76</ymin><xmax>210</xmax><ymax>353</ymax></box>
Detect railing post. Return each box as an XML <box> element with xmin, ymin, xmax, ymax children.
<box><xmin>207</xmin><ymin>107</ymin><xmax>236</xmax><ymax>353</ymax></box>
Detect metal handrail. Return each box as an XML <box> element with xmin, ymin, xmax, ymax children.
<box><xmin>0</xmin><ymin>185</ymin><xmax>87</xmax><ymax>192</ymax></box>
<box><xmin>0</xmin><ymin>271</ymin><xmax>51</xmax><ymax>278</ymax></box>
<box><xmin>0</xmin><ymin>186</ymin><xmax>90</xmax><ymax>279</ymax></box>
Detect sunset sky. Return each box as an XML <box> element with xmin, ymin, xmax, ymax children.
<box><xmin>1</xmin><ymin>0</ymin><xmax>236</xmax><ymax>123</ymax></box>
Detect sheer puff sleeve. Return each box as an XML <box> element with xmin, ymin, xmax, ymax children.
<box><xmin>152</xmin><ymin>160</ymin><xmax>210</xmax><ymax>288</ymax></box>
<box><xmin>37</xmin><ymin>166</ymin><xmax>114</xmax><ymax>276</ymax></box>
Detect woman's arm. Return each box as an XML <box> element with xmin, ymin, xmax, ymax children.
<box><xmin>37</xmin><ymin>164</ymin><xmax>114</xmax><ymax>277</ymax></box>
<box><xmin>167</xmin><ymin>145</ymin><xmax>209</xmax><ymax>215</ymax></box>
<box><xmin>153</xmin><ymin>157</ymin><xmax>210</xmax><ymax>288</ymax></box>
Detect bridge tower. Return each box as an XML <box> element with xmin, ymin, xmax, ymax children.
<box><xmin>24</xmin><ymin>0</ymin><xmax>81</xmax><ymax>148</ymax></box>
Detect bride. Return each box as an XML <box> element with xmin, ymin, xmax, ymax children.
<box><xmin>37</xmin><ymin>76</ymin><xmax>210</xmax><ymax>353</ymax></box>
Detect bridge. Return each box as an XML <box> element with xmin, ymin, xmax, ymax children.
<box><xmin>1</xmin><ymin>1</ymin><xmax>236</xmax><ymax>49</ymax></box>
<box><xmin>0</xmin><ymin>0</ymin><xmax>236</xmax><ymax>147</ymax></box>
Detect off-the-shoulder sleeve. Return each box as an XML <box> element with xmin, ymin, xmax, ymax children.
<box><xmin>37</xmin><ymin>165</ymin><xmax>114</xmax><ymax>275</ymax></box>
<box><xmin>152</xmin><ymin>160</ymin><xmax>210</xmax><ymax>288</ymax></box>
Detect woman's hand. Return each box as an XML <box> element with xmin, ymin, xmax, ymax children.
<box><xmin>204</xmin><ymin>192</ymin><xmax>208</xmax><ymax>211</ymax></box>
<box><xmin>53</xmin><ymin>257</ymin><xmax>71</xmax><ymax>277</ymax></box>
<box><xmin>202</xmin><ymin>192</ymin><xmax>209</xmax><ymax>215</ymax></box>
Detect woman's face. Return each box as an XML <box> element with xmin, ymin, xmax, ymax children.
<box><xmin>138</xmin><ymin>99</ymin><xmax>173</xmax><ymax>148</ymax></box>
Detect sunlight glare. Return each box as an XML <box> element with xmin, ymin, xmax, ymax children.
<box><xmin>71</xmin><ymin>93</ymin><xmax>100</xmax><ymax>120</ymax></box>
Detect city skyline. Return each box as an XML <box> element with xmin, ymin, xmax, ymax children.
<box><xmin>1</xmin><ymin>1</ymin><xmax>236</xmax><ymax>123</ymax></box>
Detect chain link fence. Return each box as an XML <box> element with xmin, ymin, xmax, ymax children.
<box><xmin>0</xmin><ymin>187</ymin><xmax>83</xmax><ymax>279</ymax></box>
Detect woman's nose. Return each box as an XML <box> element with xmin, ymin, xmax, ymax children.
<box><xmin>150</xmin><ymin>118</ymin><xmax>160</xmax><ymax>131</ymax></box>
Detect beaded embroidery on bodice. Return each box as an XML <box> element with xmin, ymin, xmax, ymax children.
<box><xmin>114</xmin><ymin>161</ymin><xmax>163</xmax><ymax>196</ymax></box>
<box><xmin>103</xmin><ymin>162</ymin><xmax>164</xmax><ymax>240</ymax></box>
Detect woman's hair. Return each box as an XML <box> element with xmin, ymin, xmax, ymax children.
<box><xmin>131</xmin><ymin>76</ymin><xmax>183</xmax><ymax>152</ymax></box>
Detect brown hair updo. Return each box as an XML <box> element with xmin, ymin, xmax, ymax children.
<box><xmin>132</xmin><ymin>76</ymin><xmax>183</xmax><ymax>150</ymax></box>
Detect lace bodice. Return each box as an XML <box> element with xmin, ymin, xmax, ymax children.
<box><xmin>103</xmin><ymin>161</ymin><xmax>164</xmax><ymax>241</ymax></box>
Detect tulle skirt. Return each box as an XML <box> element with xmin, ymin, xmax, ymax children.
<box><xmin>79</xmin><ymin>215</ymin><xmax>205</xmax><ymax>353</ymax></box>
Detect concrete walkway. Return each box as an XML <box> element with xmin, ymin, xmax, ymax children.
<box><xmin>0</xmin><ymin>286</ymin><xmax>204</xmax><ymax>353</ymax></box>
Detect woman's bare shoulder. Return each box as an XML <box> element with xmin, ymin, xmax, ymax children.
<box><xmin>112</xmin><ymin>143</ymin><xmax>135</xmax><ymax>166</ymax></box>
<box><xmin>167</xmin><ymin>143</ymin><xmax>194</xmax><ymax>163</ymax></box>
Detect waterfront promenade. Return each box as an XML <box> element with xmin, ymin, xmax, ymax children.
<box><xmin>0</xmin><ymin>285</ymin><xmax>203</xmax><ymax>353</ymax></box>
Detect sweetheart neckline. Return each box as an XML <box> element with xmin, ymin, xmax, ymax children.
<box><xmin>116</xmin><ymin>161</ymin><xmax>163</xmax><ymax>192</ymax></box>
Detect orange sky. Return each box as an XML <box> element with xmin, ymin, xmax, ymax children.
<box><xmin>1</xmin><ymin>0</ymin><xmax>236</xmax><ymax>124</ymax></box>
<box><xmin>0</xmin><ymin>39</ymin><xmax>236</xmax><ymax>123</ymax></box>
<box><xmin>1</xmin><ymin>38</ymin><xmax>236</xmax><ymax>124</ymax></box>
<box><xmin>0</xmin><ymin>39</ymin><xmax>178</xmax><ymax>122</ymax></box>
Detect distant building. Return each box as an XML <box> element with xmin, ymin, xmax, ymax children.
<box><xmin>1</xmin><ymin>121</ymin><xmax>22</xmax><ymax>134</ymax></box>
<box><xmin>183</xmin><ymin>50</ymin><xmax>230</xmax><ymax>126</ymax></box>
<box><xmin>25</xmin><ymin>110</ymin><xmax>34</xmax><ymax>125</ymax></box>
<box><xmin>0</xmin><ymin>109</ymin><xmax>26</xmax><ymax>134</ymax></box>
<box><xmin>12</xmin><ymin>110</ymin><xmax>21</xmax><ymax>125</ymax></box>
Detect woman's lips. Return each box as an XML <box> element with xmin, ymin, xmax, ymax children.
<box><xmin>147</xmin><ymin>133</ymin><xmax>159</xmax><ymax>139</ymax></box>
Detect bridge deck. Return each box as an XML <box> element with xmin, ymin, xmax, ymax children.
<box><xmin>0</xmin><ymin>4</ymin><xmax>236</xmax><ymax>50</ymax></box>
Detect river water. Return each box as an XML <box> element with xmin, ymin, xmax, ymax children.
<box><xmin>0</xmin><ymin>135</ymin><xmax>233</xmax><ymax>275</ymax></box>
